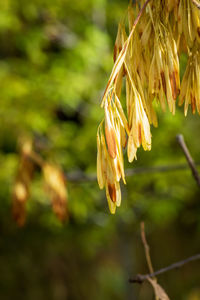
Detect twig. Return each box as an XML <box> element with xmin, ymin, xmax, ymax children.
<box><xmin>66</xmin><ymin>162</ymin><xmax>200</xmax><ymax>183</ymax></box>
<box><xmin>140</xmin><ymin>223</ymin><xmax>159</xmax><ymax>300</ymax></box>
<box><xmin>129</xmin><ymin>253</ymin><xmax>200</xmax><ymax>284</ymax></box>
<box><xmin>176</xmin><ymin>134</ymin><xmax>200</xmax><ymax>187</ymax></box>
<box><xmin>28</xmin><ymin>151</ymin><xmax>45</xmax><ymax>168</ymax></box>
<box><xmin>192</xmin><ymin>0</ymin><xmax>200</xmax><ymax>9</ymax></box>
<box><xmin>132</xmin><ymin>0</ymin><xmax>151</xmax><ymax>27</ymax></box>
<box><xmin>141</xmin><ymin>222</ymin><xmax>154</xmax><ymax>275</ymax></box>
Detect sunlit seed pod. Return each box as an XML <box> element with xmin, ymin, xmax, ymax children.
<box><xmin>179</xmin><ymin>42</ymin><xmax>200</xmax><ymax>116</ymax></box>
<box><xmin>165</xmin><ymin>65</ymin><xmax>176</xmax><ymax>114</ymax></box>
<box><xmin>127</xmin><ymin>132</ymin><xmax>137</xmax><ymax>163</ymax></box>
<box><xmin>178</xmin><ymin>0</ymin><xmax>199</xmax><ymax>47</ymax></box>
<box><xmin>191</xmin><ymin>2</ymin><xmax>200</xmax><ymax>42</ymax></box>
<box><xmin>105</xmin><ymin>183</ymin><xmax>117</xmax><ymax>214</ymax></box>
<box><xmin>149</xmin><ymin>53</ymin><xmax>157</xmax><ymax>94</ymax></box>
<box><xmin>149</xmin><ymin>100</ymin><xmax>158</xmax><ymax>127</ymax></box>
<box><xmin>195</xmin><ymin>62</ymin><xmax>200</xmax><ymax>113</ymax></box>
<box><xmin>188</xmin><ymin>0</ymin><xmax>194</xmax><ymax>41</ymax></box>
<box><xmin>115</xmin><ymin>95</ymin><xmax>130</xmax><ymax>135</ymax></box>
<box><xmin>169</xmin><ymin>71</ymin><xmax>178</xmax><ymax>100</ymax></box>
<box><xmin>141</xmin><ymin>19</ymin><xmax>152</xmax><ymax>47</ymax></box>
<box><xmin>110</xmin><ymin>155</ymin><xmax>121</xmax><ymax>183</ymax></box>
<box><xmin>115</xmin><ymin>181</ymin><xmax>121</xmax><ymax>207</ymax></box>
<box><xmin>114</xmin><ymin>68</ymin><xmax>123</xmax><ymax>99</ymax></box>
<box><xmin>127</xmin><ymin>79</ymin><xmax>134</xmax><ymax>124</ymax></box>
<box><xmin>167</xmin><ymin>0</ymin><xmax>178</xmax><ymax>12</ymax></box>
<box><xmin>97</xmin><ymin>0</ymin><xmax>200</xmax><ymax>214</ymax></box>
<box><xmin>184</xmin><ymin>78</ymin><xmax>191</xmax><ymax>116</ymax></box>
<box><xmin>99</xmin><ymin>121</ymin><xmax>125</xmax><ymax>212</ymax></box>
<box><xmin>97</xmin><ymin>131</ymin><xmax>105</xmax><ymax>189</ymax></box>
<box><xmin>104</xmin><ymin>101</ymin><xmax>117</xmax><ymax>159</ymax></box>
<box><xmin>120</xmin><ymin>125</ymin><xmax>128</xmax><ymax>149</ymax></box>
<box><xmin>178</xmin><ymin>0</ymin><xmax>183</xmax><ymax>35</ymax></box>
<box><xmin>133</xmin><ymin>93</ymin><xmax>151</xmax><ymax>151</ymax></box>
<box><xmin>115</xmin><ymin>121</ymin><xmax>126</xmax><ymax>184</ymax></box>
<box><xmin>100</xmin><ymin>132</ymin><xmax>109</xmax><ymax>181</ymax></box>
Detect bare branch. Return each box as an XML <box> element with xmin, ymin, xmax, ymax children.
<box><xmin>66</xmin><ymin>162</ymin><xmax>200</xmax><ymax>183</ymax></box>
<box><xmin>129</xmin><ymin>253</ymin><xmax>200</xmax><ymax>284</ymax></box>
<box><xmin>191</xmin><ymin>0</ymin><xmax>200</xmax><ymax>9</ymax></box>
<box><xmin>176</xmin><ymin>134</ymin><xmax>200</xmax><ymax>187</ymax></box>
<box><xmin>141</xmin><ymin>222</ymin><xmax>154</xmax><ymax>275</ymax></box>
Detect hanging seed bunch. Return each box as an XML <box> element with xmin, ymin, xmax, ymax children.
<box><xmin>13</xmin><ymin>137</ymin><xmax>68</xmax><ymax>225</ymax></box>
<box><xmin>97</xmin><ymin>0</ymin><xmax>200</xmax><ymax>214</ymax></box>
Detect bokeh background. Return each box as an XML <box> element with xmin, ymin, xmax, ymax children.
<box><xmin>0</xmin><ymin>0</ymin><xmax>200</xmax><ymax>299</ymax></box>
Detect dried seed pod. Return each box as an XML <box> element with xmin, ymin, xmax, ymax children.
<box><xmin>178</xmin><ymin>0</ymin><xmax>200</xmax><ymax>47</ymax></box>
<box><xmin>43</xmin><ymin>163</ymin><xmax>68</xmax><ymax>221</ymax></box>
<box><xmin>97</xmin><ymin>0</ymin><xmax>200</xmax><ymax>214</ymax></box>
<box><xmin>97</xmin><ymin>96</ymin><xmax>127</xmax><ymax>213</ymax></box>
<box><xmin>179</xmin><ymin>43</ymin><xmax>200</xmax><ymax>115</ymax></box>
<box><xmin>149</xmin><ymin>23</ymin><xmax>180</xmax><ymax>114</ymax></box>
<box><xmin>12</xmin><ymin>139</ymin><xmax>34</xmax><ymax>226</ymax></box>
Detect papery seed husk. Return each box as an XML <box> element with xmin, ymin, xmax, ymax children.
<box><xmin>97</xmin><ymin>133</ymin><xmax>105</xmax><ymax>189</ymax></box>
<box><xmin>106</xmin><ymin>183</ymin><xmax>116</xmax><ymax>214</ymax></box>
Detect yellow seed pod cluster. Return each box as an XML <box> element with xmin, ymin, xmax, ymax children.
<box><xmin>97</xmin><ymin>0</ymin><xmax>200</xmax><ymax>213</ymax></box>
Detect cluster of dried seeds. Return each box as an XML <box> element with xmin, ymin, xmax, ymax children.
<box><xmin>97</xmin><ymin>0</ymin><xmax>200</xmax><ymax>213</ymax></box>
<box><xmin>13</xmin><ymin>139</ymin><xmax>68</xmax><ymax>226</ymax></box>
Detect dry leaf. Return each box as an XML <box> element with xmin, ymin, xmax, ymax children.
<box><xmin>148</xmin><ymin>278</ymin><xmax>170</xmax><ymax>300</ymax></box>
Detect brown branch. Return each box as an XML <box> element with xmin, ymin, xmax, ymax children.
<box><xmin>129</xmin><ymin>253</ymin><xmax>200</xmax><ymax>284</ymax></box>
<box><xmin>191</xmin><ymin>0</ymin><xmax>200</xmax><ymax>9</ymax></box>
<box><xmin>176</xmin><ymin>134</ymin><xmax>200</xmax><ymax>187</ymax></box>
<box><xmin>132</xmin><ymin>0</ymin><xmax>151</xmax><ymax>28</ymax></box>
<box><xmin>140</xmin><ymin>223</ymin><xmax>159</xmax><ymax>300</ymax></box>
<box><xmin>28</xmin><ymin>151</ymin><xmax>45</xmax><ymax>168</ymax></box>
<box><xmin>66</xmin><ymin>162</ymin><xmax>200</xmax><ymax>183</ymax></box>
<box><xmin>140</xmin><ymin>222</ymin><xmax>154</xmax><ymax>275</ymax></box>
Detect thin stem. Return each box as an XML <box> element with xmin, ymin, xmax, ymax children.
<box><xmin>129</xmin><ymin>253</ymin><xmax>200</xmax><ymax>284</ymax></box>
<box><xmin>140</xmin><ymin>223</ymin><xmax>159</xmax><ymax>300</ymax></box>
<box><xmin>176</xmin><ymin>134</ymin><xmax>200</xmax><ymax>187</ymax></box>
<box><xmin>66</xmin><ymin>162</ymin><xmax>200</xmax><ymax>183</ymax></box>
<box><xmin>192</xmin><ymin>0</ymin><xmax>200</xmax><ymax>9</ymax></box>
<box><xmin>28</xmin><ymin>151</ymin><xmax>45</xmax><ymax>168</ymax></box>
<box><xmin>140</xmin><ymin>222</ymin><xmax>154</xmax><ymax>275</ymax></box>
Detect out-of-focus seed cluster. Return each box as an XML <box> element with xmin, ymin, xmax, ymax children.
<box><xmin>13</xmin><ymin>138</ymin><xmax>68</xmax><ymax>226</ymax></box>
<box><xmin>97</xmin><ymin>0</ymin><xmax>200</xmax><ymax>214</ymax></box>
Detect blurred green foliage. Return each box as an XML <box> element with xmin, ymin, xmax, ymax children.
<box><xmin>0</xmin><ymin>0</ymin><xmax>200</xmax><ymax>299</ymax></box>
